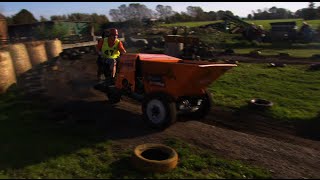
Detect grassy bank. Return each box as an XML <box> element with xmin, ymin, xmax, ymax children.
<box><xmin>210</xmin><ymin>63</ymin><xmax>320</xmax><ymax>121</ymax></box>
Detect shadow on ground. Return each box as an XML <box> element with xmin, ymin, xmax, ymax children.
<box><xmin>295</xmin><ymin>112</ymin><xmax>320</xmax><ymax>141</ymax></box>
<box><xmin>0</xmin><ymin>90</ymin><xmax>158</xmax><ymax>170</ymax></box>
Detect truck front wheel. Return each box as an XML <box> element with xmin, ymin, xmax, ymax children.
<box><xmin>142</xmin><ymin>94</ymin><xmax>177</xmax><ymax>130</ymax></box>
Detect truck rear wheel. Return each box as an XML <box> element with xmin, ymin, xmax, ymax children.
<box><xmin>189</xmin><ymin>90</ymin><xmax>213</xmax><ymax>119</ymax></box>
<box><xmin>142</xmin><ymin>94</ymin><xmax>176</xmax><ymax>129</ymax></box>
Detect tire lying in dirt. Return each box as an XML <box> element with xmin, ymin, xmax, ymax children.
<box><xmin>250</xmin><ymin>50</ymin><xmax>261</xmax><ymax>56</ymax></box>
<box><xmin>249</xmin><ymin>98</ymin><xmax>273</xmax><ymax>110</ymax></box>
<box><xmin>269</xmin><ymin>63</ymin><xmax>287</xmax><ymax>67</ymax></box>
<box><xmin>278</xmin><ymin>52</ymin><xmax>290</xmax><ymax>57</ymax></box>
<box><xmin>309</xmin><ymin>64</ymin><xmax>320</xmax><ymax>71</ymax></box>
<box><xmin>142</xmin><ymin>93</ymin><xmax>177</xmax><ymax>129</ymax></box>
<box><xmin>132</xmin><ymin>143</ymin><xmax>178</xmax><ymax>173</ymax></box>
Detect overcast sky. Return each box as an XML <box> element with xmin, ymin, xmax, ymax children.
<box><xmin>0</xmin><ymin>2</ymin><xmax>319</xmax><ymax>21</ymax></box>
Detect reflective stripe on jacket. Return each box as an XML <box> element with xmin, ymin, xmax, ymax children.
<box><xmin>101</xmin><ymin>38</ymin><xmax>120</xmax><ymax>59</ymax></box>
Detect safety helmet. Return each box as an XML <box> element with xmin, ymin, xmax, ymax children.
<box><xmin>109</xmin><ymin>28</ymin><xmax>118</xmax><ymax>36</ymax></box>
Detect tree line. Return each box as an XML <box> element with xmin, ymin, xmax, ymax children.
<box><xmin>4</xmin><ymin>2</ymin><xmax>320</xmax><ymax>26</ymax></box>
<box><xmin>5</xmin><ymin>10</ymin><xmax>109</xmax><ymax>24</ymax></box>
<box><xmin>107</xmin><ymin>2</ymin><xmax>320</xmax><ymax>22</ymax></box>
<box><xmin>248</xmin><ymin>2</ymin><xmax>320</xmax><ymax>20</ymax></box>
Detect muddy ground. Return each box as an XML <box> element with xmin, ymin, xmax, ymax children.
<box><xmin>17</xmin><ymin>53</ymin><xmax>320</xmax><ymax>179</ymax></box>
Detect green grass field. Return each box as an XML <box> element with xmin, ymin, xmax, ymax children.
<box><xmin>209</xmin><ymin>63</ymin><xmax>320</xmax><ymax>121</ymax></box>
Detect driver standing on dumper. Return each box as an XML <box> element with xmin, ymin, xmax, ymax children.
<box><xmin>96</xmin><ymin>28</ymin><xmax>126</xmax><ymax>84</ymax></box>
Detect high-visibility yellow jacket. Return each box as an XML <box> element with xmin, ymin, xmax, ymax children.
<box><xmin>101</xmin><ymin>37</ymin><xmax>120</xmax><ymax>59</ymax></box>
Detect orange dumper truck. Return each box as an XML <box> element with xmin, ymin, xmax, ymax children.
<box><xmin>94</xmin><ymin>53</ymin><xmax>237</xmax><ymax>129</ymax></box>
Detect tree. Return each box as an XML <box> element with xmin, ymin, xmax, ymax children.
<box><xmin>269</xmin><ymin>6</ymin><xmax>277</xmax><ymax>14</ymax></box>
<box><xmin>109</xmin><ymin>9</ymin><xmax>123</xmax><ymax>22</ymax></box>
<box><xmin>12</xmin><ymin>9</ymin><xmax>38</xmax><ymax>24</ymax></box>
<box><xmin>309</xmin><ymin>2</ymin><xmax>315</xmax><ymax>9</ymax></box>
<box><xmin>118</xmin><ymin>4</ymin><xmax>129</xmax><ymax>21</ymax></box>
<box><xmin>250</xmin><ymin>6</ymin><xmax>294</xmax><ymax>19</ymax></box>
<box><xmin>224</xmin><ymin>10</ymin><xmax>234</xmax><ymax>16</ymax></box>
<box><xmin>155</xmin><ymin>5</ymin><xmax>175</xmax><ymax>20</ymax></box>
<box><xmin>67</xmin><ymin>13</ymin><xmax>91</xmax><ymax>21</ymax></box>
<box><xmin>36</xmin><ymin>22</ymin><xmax>69</xmax><ymax>40</ymax></box>
<box><xmin>109</xmin><ymin>3</ymin><xmax>155</xmax><ymax>22</ymax></box>
<box><xmin>276</xmin><ymin>8</ymin><xmax>290</xmax><ymax>19</ymax></box>
<box><xmin>206</xmin><ymin>11</ymin><xmax>217</xmax><ymax>21</ymax></box>
<box><xmin>186</xmin><ymin>6</ymin><xmax>204</xmax><ymax>17</ymax></box>
<box><xmin>247</xmin><ymin>14</ymin><xmax>253</xmax><ymax>20</ymax></box>
<box><xmin>89</xmin><ymin>13</ymin><xmax>109</xmax><ymax>34</ymax></box>
<box><xmin>90</xmin><ymin>13</ymin><xmax>109</xmax><ymax>24</ymax></box>
<box><xmin>40</xmin><ymin>16</ymin><xmax>48</xmax><ymax>22</ymax></box>
<box><xmin>294</xmin><ymin>2</ymin><xmax>320</xmax><ymax>19</ymax></box>
<box><xmin>216</xmin><ymin>10</ymin><xmax>226</xmax><ymax>20</ymax></box>
<box><xmin>185</xmin><ymin>6</ymin><xmax>208</xmax><ymax>21</ymax></box>
<box><xmin>128</xmin><ymin>3</ymin><xmax>155</xmax><ymax>21</ymax></box>
<box><xmin>295</xmin><ymin>3</ymin><xmax>318</xmax><ymax>20</ymax></box>
<box><xmin>50</xmin><ymin>15</ymin><xmax>67</xmax><ymax>21</ymax></box>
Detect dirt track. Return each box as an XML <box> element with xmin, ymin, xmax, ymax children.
<box><xmin>17</xmin><ymin>54</ymin><xmax>320</xmax><ymax>179</ymax></box>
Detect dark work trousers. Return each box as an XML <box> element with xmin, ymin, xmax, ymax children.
<box><xmin>97</xmin><ymin>56</ymin><xmax>118</xmax><ymax>83</ymax></box>
<box><xmin>96</xmin><ymin>55</ymin><xmax>104</xmax><ymax>80</ymax></box>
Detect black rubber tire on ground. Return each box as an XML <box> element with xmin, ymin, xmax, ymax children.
<box><xmin>248</xmin><ymin>98</ymin><xmax>273</xmax><ymax>110</ymax></box>
<box><xmin>132</xmin><ymin>143</ymin><xmax>178</xmax><ymax>173</ymax></box>
<box><xmin>142</xmin><ymin>93</ymin><xmax>177</xmax><ymax>129</ymax></box>
<box><xmin>189</xmin><ymin>89</ymin><xmax>213</xmax><ymax>119</ymax></box>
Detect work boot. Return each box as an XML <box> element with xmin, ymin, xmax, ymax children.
<box><xmin>97</xmin><ymin>74</ymin><xmax>104</xmax><ymax>83</ymax></box>
<box><xmin>107</xmin><ymin>78</ymin><xmax>116</xmax><ymax>87</ymax></box>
